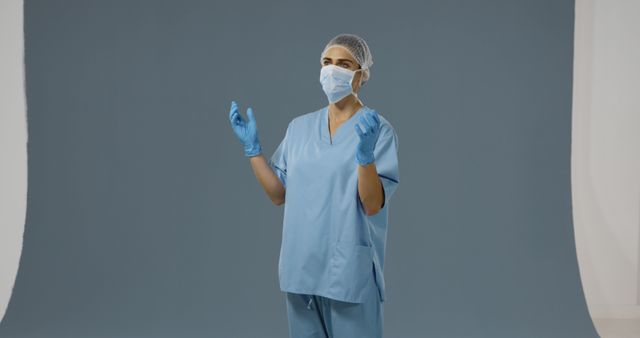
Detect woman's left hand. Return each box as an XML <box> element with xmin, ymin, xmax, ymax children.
<box><xmin>354</xmin><ymin>109</ymin><xmax>382</xmax><ymax>165</ymax></box>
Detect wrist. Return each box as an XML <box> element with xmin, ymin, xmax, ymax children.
<box><xmin>356</xmin><ymin>150</ymin><xmax>375</xmax><ymax>165</ymax></box>
<box><xmin>244</xmin><ymin>142</ymin><xmax>262</xmax><ymax>157</ymax></box>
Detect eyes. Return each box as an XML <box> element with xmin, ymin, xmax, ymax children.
<box><xmin>323</xmin><ymin>60</ymin><xmax>352</xmax><ymax>69</ymax></box>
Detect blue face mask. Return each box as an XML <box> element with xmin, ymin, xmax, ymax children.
<box><xmin>319</xmin><ymin>64</ymin><xmax>361</xmax><ymax>103</ymax></box>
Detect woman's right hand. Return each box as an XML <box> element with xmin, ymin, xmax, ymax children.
<box><xmin>228</xmin><ymin>100</ymin><xmax>262</xmax><ymax>157</ymax></box>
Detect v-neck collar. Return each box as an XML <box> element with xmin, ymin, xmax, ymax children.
<box><xmin>320</xmin><ymin>105</ymin><xmax>367</xmax><ymax>145</ymax></box>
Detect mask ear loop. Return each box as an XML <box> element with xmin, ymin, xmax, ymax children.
<box><xmin>351</xmin><ymin>68</ymin><xmax>364</xmax><ymax>97</ymax></box>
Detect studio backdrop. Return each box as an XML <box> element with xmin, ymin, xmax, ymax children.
<box><xmin>1</xmin><ymin>0</ymin><xmax>599</xmax><ymax>337</ymax></box>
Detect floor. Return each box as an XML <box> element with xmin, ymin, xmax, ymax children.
<box><xmin>593</xmin><ymin>318</ymin><xmax>640</xmax><ymax>338</ymax></box>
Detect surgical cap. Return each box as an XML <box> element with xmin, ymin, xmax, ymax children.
<box><xmin>320</xmin><ymin>33</ymin><xmax>373</xmax><ymax>86</ymax></box>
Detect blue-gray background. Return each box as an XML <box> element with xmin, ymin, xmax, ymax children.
<box><xmin>0</xmin><ymin>0</ymin><xmax>599</xmax><ymax>337</ymax></box>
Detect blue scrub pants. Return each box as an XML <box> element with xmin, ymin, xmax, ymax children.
<box><xmin>284</xmin><ymin>283</ymin><xmax>383</xmax><ymax>338</ymax></box>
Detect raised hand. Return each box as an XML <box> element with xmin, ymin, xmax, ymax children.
<box><xmin>228</xmin><ymin>100</ymin><xmax>262</xmax><ymax>157</ymax></box>
<box><xmin>354</xmin><ymin>109</ymin><xmax>382</xmax><ymax>165</ymax></box>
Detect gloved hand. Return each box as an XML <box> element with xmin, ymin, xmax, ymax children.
<box><xmin>354</xmin><ymin>109</ymin><xmax>382</xmax><ymax>165</ymax></box>
<box><xmin>228</xmin><ymin>100</ymin><xmax>262</xmax><ymax>157</ymax></box>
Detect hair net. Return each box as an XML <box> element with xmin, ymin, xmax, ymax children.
<box><xmin>320</xmin><ymin>33</ymin><xmax>373</xmax><ymax>86</ymax></box>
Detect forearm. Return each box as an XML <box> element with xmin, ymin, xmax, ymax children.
<box><xmin>357</xmin><ymin>162</ymin><xmax>384</xmax><ymax>216</ymax></box>
<box><xmin>249</xmin><ymin>154</ymin><xmax>286</xmax><ymax>205</ymax></box>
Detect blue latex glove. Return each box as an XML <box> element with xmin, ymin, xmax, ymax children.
<box><xmin>228</xmin><ymin>100</ymin><xmax>262</xmax><ymax>157</ymax></box>
<box><xmin>354</xmin><ymin>109</ymin><xmax>382</xmax><ymax>165</ymax></box>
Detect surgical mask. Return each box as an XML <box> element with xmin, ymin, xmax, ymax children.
<box><xmin>319</xmin><ymin>64</ymin><xmax>360</xmax><ymax>103</ymax></box>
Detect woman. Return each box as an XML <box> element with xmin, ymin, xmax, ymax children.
<box><xmin>228</xmin><ymin>33</ymin><xmax>399</xmax><ymax>338</ymax></box>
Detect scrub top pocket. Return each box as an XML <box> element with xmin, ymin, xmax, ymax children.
<box><xmin>329</xmin><ymin>241</ymin><xmax>374</xmax><ymax>303</ymax></box>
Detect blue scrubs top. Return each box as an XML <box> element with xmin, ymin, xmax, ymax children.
<box><xmin>269</xmin><ymin>105</ymin><xmax>400</xmax><ymax>304</ymax></box>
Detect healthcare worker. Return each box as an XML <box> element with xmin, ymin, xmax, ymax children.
<box><xmin>228</xmin><ymin>33</ymin><xmax>399</xmax><ymax>338</ymax></box>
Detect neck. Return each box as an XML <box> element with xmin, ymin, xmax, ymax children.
<box><xmin>329</xmin><ymin>95</ymin><xmax>363</xmax><ymax>120</ymax></box>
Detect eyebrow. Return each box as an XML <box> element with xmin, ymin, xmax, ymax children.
<box><xmin>322</xmin><ymin>57</ymin><xmax>353</xmax><ymax>63</ymax></box>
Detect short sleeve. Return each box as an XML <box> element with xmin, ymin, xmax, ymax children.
<box><xmin>269</xmin><ymin>121</ymin><xmax>293</xmax><ymax>189</ymax></box>
<box><xmin>374</xmin><ymin>123</ymin><xmax>400</xmax><ymax>209</ymax></box>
